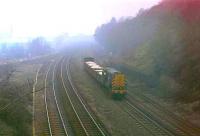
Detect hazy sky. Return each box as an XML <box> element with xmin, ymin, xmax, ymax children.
<box><xmin>0</xmin><ymin>0</ymin><xmax>161</xmax><ymax>42</ymax></box>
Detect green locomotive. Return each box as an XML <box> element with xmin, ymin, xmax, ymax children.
<box><xmin>83</xmin><ymin>57</ymin><xmax>127</xmax><ymax>99</ymax></box>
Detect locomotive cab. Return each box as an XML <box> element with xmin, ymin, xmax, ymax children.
<box><xmin>83</xmin><ymin>57</ymin><xmax>94</xmax><ymax>62</ymax></box>
<box><xmin>105</xmin><ymin>67</ymin><xmax>127</xmax><ymax>99</ymax></box>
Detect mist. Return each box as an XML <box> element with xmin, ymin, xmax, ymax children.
<box><xmin>1</xmin><ymin>0</ymin><xmax>200</xmax><ymax>135</ymax></box>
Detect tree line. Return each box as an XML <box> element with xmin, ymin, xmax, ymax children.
<box><xmin>95</xmin><ymin>0</ymin><xmax>200</xmax><ymax>105</ymax></box>
<box><xmin>0</xmin><ymin>37</ymin><xmax>51</xmax><ymax>59</ymax></box>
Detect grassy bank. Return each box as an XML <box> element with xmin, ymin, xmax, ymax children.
<box><xmin>0</xmin><ymin>56</ymin><xmax>50</xmax><ymax>135</ymax></box>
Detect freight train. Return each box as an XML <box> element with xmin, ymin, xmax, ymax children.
<box><xmin>83</xmin><ymin>57</ymin><xmax>127</xmax><ymax>99</ymax></box>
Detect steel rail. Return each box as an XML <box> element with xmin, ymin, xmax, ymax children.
<box><xmin>33</xmin><ymin>65</ymin><xmax>42</xmax><ymax>136</ymax></box>
<box><xmin>44</xmin><ymin>63</ymin><xmax>53</xmax><ymax>136</ymax></box>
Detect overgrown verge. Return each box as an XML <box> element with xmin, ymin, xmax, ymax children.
<box><xmin>0</xmin><ymin>62</ymin><xmax>38</xmax><ymax>135</ymax></box>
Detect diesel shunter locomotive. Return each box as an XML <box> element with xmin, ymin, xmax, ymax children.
<box><xmin>83</xmin><ymin>57</ymin><xmax>127</xmax><ymax>99</ymax></box>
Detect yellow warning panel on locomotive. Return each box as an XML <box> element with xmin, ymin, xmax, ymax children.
<box><xmin>112</xmin><ymin>74</ymin><xmax>125</xmax><ymax>86</ymax></box>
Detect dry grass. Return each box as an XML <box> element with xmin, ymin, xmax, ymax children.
<box><xmin>0</xmin><ymin>55</ymin><xmax>55</xmax><ymax>136</ymax></box>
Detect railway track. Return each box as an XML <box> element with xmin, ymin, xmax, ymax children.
<box><xmin>44</xmin><ymin>63</ymin><xmax>53</xmax><ymax>136</ymax></box>
<box><xmin>33</xmin><ymin>57</ymin><xmax>71</xmax><ymax>136</ymax></box>
<box><xmin>126</xmin><ymin>92</ymin><xmax>200</xmax><ymax>136</ymax></box>
<box><xmin>33</xmin><ymin>55</ymin><xmax>108</xmax><ymax>136</ymax></box>
<box><xmin>33</xmin><ymin>62</ymin><xmax>51</xmax><ymax>136</ymax></box>
<box><xmin>118</xmin><ymin>99</ymin><xmax>174</xmax><ymax>136</ymax></box>
<box><xmin>45</xmin><ymin>59</ymin><xmax>70</xmax><ymax>136</ymax></box>
<box><xmin>32</xmin><ymin>64</ymin><xmax>41</xmax><ymax>136</ymax></box>
<box><xmin>57</xmin><ymin>57</ymin><xmax>108</xmax><ymax>136</ymax></box>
